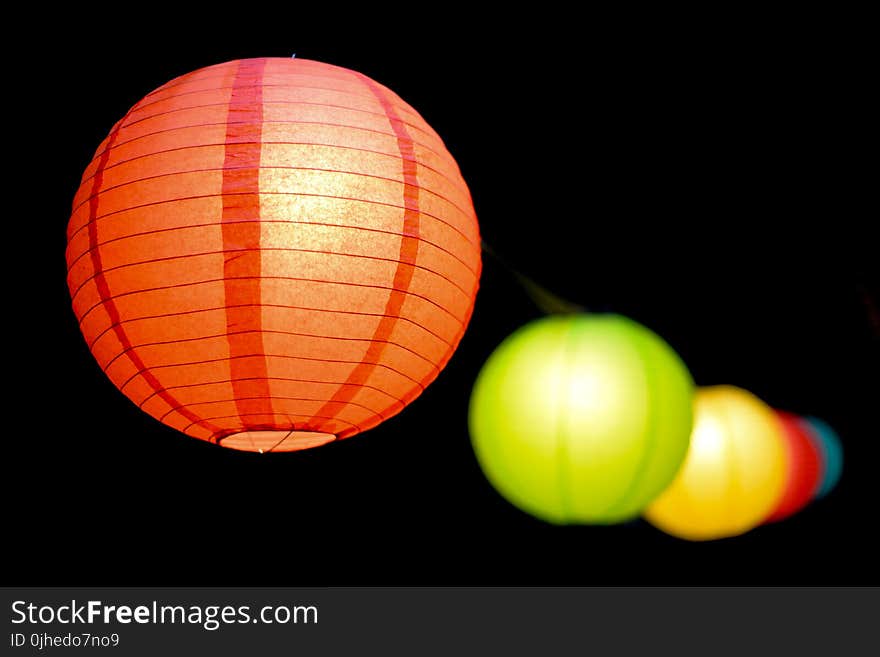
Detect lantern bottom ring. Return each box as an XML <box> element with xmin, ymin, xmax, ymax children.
<box><xmin>217</xmin><ymin>430</ymin><xmax>337</xmax><ymax>453</ymax></box>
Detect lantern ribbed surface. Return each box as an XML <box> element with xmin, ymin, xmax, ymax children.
<box><xmin>645</xmin><ymin>386</ymin><xmax>788</xmax><ymax>541</ymax></box>
<box><xmin>469</xmin><ymin>314</ymin><xmax>694</xmax><ymax>525</ymax></box>
<box><xmin>66</xmin><ymin>57</ymin><xmax>481</xmax><ymax>452</ymax></box>
<box><xmin>763</xmin><ymin>411</ymin><xmax>822</xmax><ymax>524</ymax></box>
<box><xmin>799</xmin><ymin>416</ymin><xmax>843</xmax><ymax>500</ymax></box>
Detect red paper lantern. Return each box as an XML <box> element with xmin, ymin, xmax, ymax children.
<box><xmin>66</xmin><ymin>58</ymin><xmax>481</xmax><ymax>452</ymax></box>
<box><xmin>764</xmin><ymin>410</ymin><xmax>822</xmax><ymax>523</ymax></box>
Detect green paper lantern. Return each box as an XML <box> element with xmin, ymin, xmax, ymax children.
<box><xmin>469</xmin><ymin>314</ymin><xmax>694</xmax><ymax>524</ymax></box>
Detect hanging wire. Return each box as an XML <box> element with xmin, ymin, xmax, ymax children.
<box><xmin>481</xmin><ymin>240</ymin><xmax>585</xmax><ymax>315</ymax></box>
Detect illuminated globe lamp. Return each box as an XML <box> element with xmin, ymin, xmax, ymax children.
<box><xmin>645</xmin><ymin>386</ymin><xmax>788</xmax><ymax>541</ymax></box>
<box><xmin>468</xmin><ymin>314</ymin><xmax>694</xmax><ymax>525</ymax></box>
<box><xmin>65</xmin><ymin>57</ymin><xmax>481</xmax><ymax>452</ymax></box>
<box><xmin>799</xmin><ymin>416</ymin><xmax>844</xmax><ymax>500</ymax></box>
<box><xmin>762</xmin><ymin>410</ymin><xmax>822</xmax><ymax>524</ymax></box>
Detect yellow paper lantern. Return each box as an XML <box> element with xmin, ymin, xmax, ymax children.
<box><xmin>645</xmin><ymin>385</ymin><xmax>787</xmax><ymax>541</ymax></box>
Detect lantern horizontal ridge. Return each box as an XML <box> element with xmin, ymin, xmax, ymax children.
<box><xmin>67</xmin><ymin>195</ymin><xmax>479</xmax><ymax>255</ymax></box>
<box><xmin>122</xmin><ymin>100</ymin><xmax>436</xmax><ymax>140</ymax></box>
<box><xmin>70</xmin><ymin>167</ymin><xmax>475</xmax><ymax>232</ymax></box>
<box><xmin>133</xmin><ymin>82</ymin><xmax>416</xmax><ymax>112</ymax></box>
<box><xmin>85</xmin><ymin>305</ymin><xmax>457</xmax><ymax>353</ymax></box>
<box><xmin>69</xmin><ymin>247</ymin><xmax>474</xmax><ymax>303</ymax></box>
<box><xmin>100</xmin><ymin>103</ymin><xmax>445</xmax><ymax>154</ymax></box>
<box><xmin>130</xmin><ymin>74</ymin><xmax>431</xmax><ymax>119</ymax></box>
<box><xmin>72</xmin><ymin>270</ymin><xmax>471</xmax><ymax>324</ymax></box>
<box><xmin>124</xmin><ymin>97</ymin><xmax>436</xmax><ymax>134</ymax></box>
<box><xmin>156</xmin><ymin>394</ymin><xmax>389</xmax><ymax>423</ymax></box>
<box><xmin>84</xmin><ymin>119</ymin><xmax>458</xmax><ymax>177</ymax></box>
<box><xmin>76</xmin><ymin>144</ymin><xmax>471</xmax><ymax>204</ymax></box>
<box><xmin>120</xmin><ymin>351</ymin><xmax>431</xmax><ymax>389</ymax></box>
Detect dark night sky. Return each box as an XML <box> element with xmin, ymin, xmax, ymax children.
<box><xmin>5</xmin><ymin>19</ymin><xmax>876</xmax><ymax>585</ymax></box>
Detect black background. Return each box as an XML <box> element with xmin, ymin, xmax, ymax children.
<box><xmin>5</xmin><ymin>17</ymin><xmax>875</xmax><ymax>585</ymax></box>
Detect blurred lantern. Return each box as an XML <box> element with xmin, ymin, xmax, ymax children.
<box><xmin>66</xmin><ymin>57</ymin><xmax>481</xmax><ymax>452</ymax></box>
<box><xmin>645</xmin><ymin>386</ymin><xmax>787</xmax><ymax>541</ymax></box>
<box><xmin>799</xmin><ymin>416</ymin><xmax>844</xmax><ymax>499</ymax></box>
<box><xmin>468</xmin><ymin>314</ymin><xmax>694</xmax><ymax>524</ymax></box>
<box><xmin>763</xmin><ymin>411</ymin><xmax>822</xmax><ymax>523</ymax></box>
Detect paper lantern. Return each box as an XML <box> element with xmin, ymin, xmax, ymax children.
<box><xmin>645</xmin><ymin>386</ymin><xmax>788</xmax><ymax>541</ymax></box>
<box><xmin>799</xmin><ymin>416</ymin><xmax>843</xmax><ymax>499</ymax></box>
<box><xmin>65</xmin><ymin>57</ymin><xmax>481</xmax><ymax>452</ymax></box>
<box><xmin>469</xmin><ymin>314</ymin><xmax>694</xmax><ymax>524</ymax></box>
<box><xmin>763</xmin><ymin>411</ymin><xmax>822</xmax><ymax>524</ymax></box>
